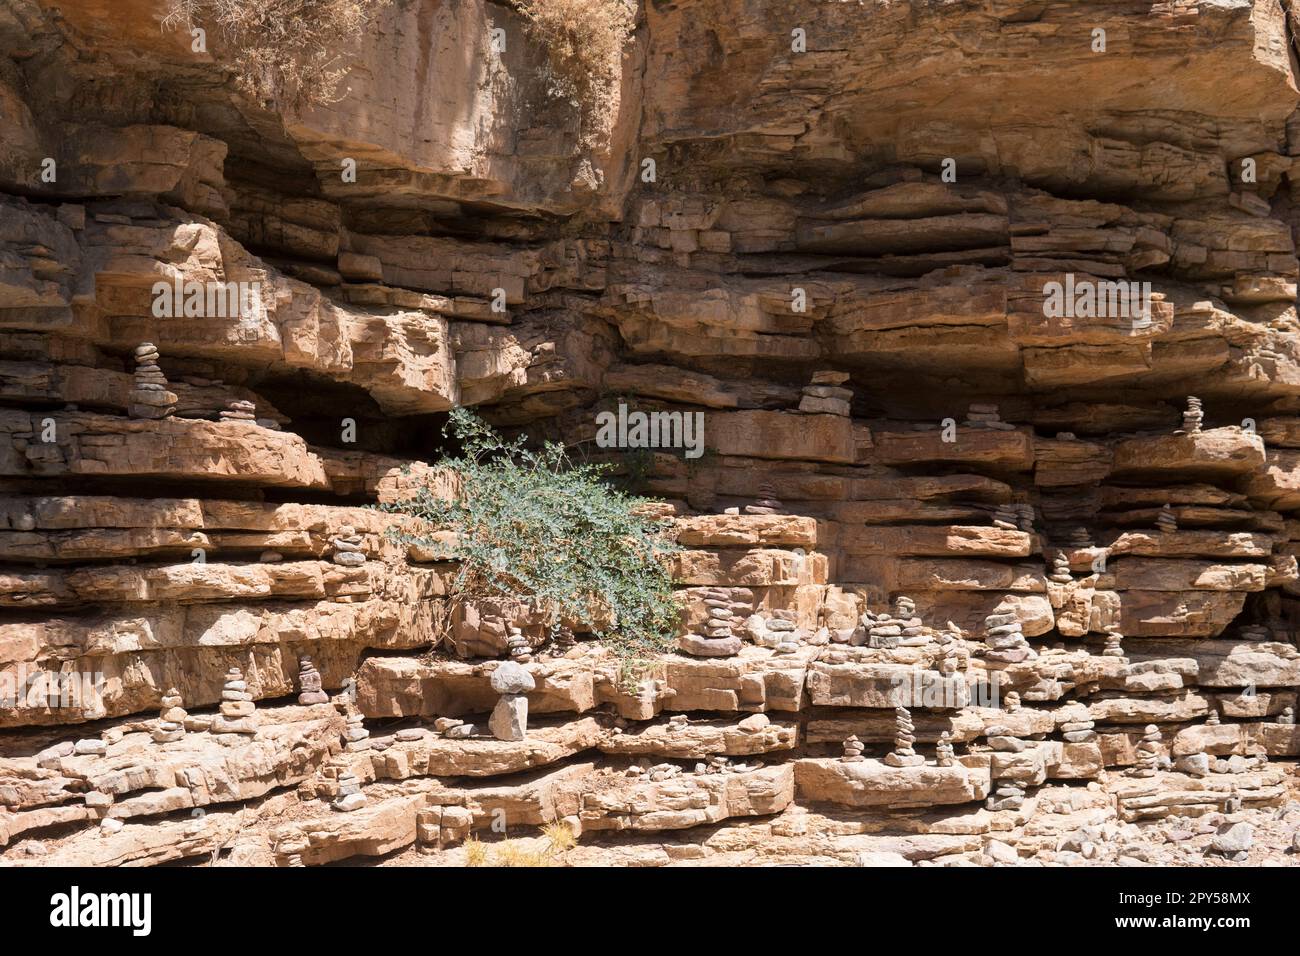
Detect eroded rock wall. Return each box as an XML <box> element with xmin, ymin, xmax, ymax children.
<box><xmin>2</xmin><ymin>0</ymin><xmax>1300</xmax><ymax>866</ymax></box>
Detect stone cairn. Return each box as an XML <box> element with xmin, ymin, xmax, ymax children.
<box><xmin>1130</xmin><ymin>724</ymin><xmax>1161</xmax><ymax>778</ymax></box>
<box><xmin>297</xmin><ymin>655</ymin><xmax>329</xmax><ymax>705</ymax></box>
<box><xmin>507</xmin><ymin>626</ymin><xmax>532</xmax><ymax>663</ymax></box>
<box><xmin>1101</xmin><ymin>628</ymin><xmax>1125</xmax><ymax>658</ymax></box>
<box><xmin>1061</xmin><ymin>715</ymin><xmax>1097</xmax><ymax>743</ymax></box>
<box><xmin>744</xmin><ymin>481</ymin><xmax>785</xmax><ymax>515</ymax></box>
<box><xmin>1156</xmin><ymin>503</ymin><xmax>1178</xmax><ymax>534</ymax></box>
<box><xmin>1175</xmin><ymin>743</ymin><xmax>1211</xmax><ymax>778</ymax></box>
<box><xmin>219</xmin><ymin>399</ymin><xmax>256</xmax><ymax>423</ymax></box>
<box><xmin>992</xmin><ymin>503</ymin><xmax>1018</xmax><ymax>530</ymax></box>
<box><xmin>983</xmin><ymin>603</ymin><xmax>1036</xmax><ymax>663</ymax></box>
<box><xmin>1181</xmin><ymin>396</ymin><xmax>1204</xmax><ymax>435</ymax></box>
<box><xmin>211</xmin><ymin>666</ymin><xmax>257</xmax><ymax>737</ymax></box>
<box><xmin>1067</xmin><ymin>526</ymin><xmax>1093</xmax><ymax>548</ymax></box>
<box><xmin>1015</xmin><ymin>503</ymin><xmax>1034</xmax><ymax>533</ymax></box>
<box><xmin>964</xmin><ymin>402</ymin><xmax>1014</xmax><ymax>430</ymax></box>
<box><xmin>153</xmin><ymin>688</ymin><xmax>186</xmax><ymax>743</ymax></box>
<box><xmin>343</xmin><ymin>710</ymin><xmax>371</xmax><ymax>752</ymax></box>
<box><xmin>681</xmin><ymin>587</ymin><xmax>743</xmax><ymax>657</ymax></box>
<box><xmin>798</xmin><ymin>370</ymin><xmax>852</xmax><ymax>416</ymax></box>
<box><xmin>987</xmin><ymin>775</ymin><xmax>1026</xmax><ymax>812</ymax></box>
<box><xmin>770</xmin><ymin>608</ymin><xmax>802</xmax><ymax>655</ymax></box>
<box><xmin>127</xmin><ymin>343</ymin><xmax>177</xmax><ymax>420</ymax></box>
<box><xmin>841</xmin><ymin>734</ymin><xmax>865</xmax><ymax>763</ymax></box>
<box><xmin>937</xmin><ymin>628</ymin><xmax>963</xmax><ymax>675</ymax></box>
<box><xmin>1280</xmin><ymin>706</ymin><xmax>1296</xmax><ymax>726</ymax></box>
<box><xmin>1206</xmin><ymin>709</ymin><xmax>1221</xmax><ymax>726</ymax></box>
<box><xmin>864</xmin><ymin>595</ymin><xmax>923</xmax><ymax>649</ymax></box>
<box><xmin>883</xmin><ymin>706</ymin><xmax>924</xmax><ymax>767</ymax></box>
<box><xmin>332</xmin><ymin>771</ymin><xmax>366</xmax><ymax>812</ymax></box>
<box><xmin>935</xmin><ymin>731</ymin><xmax>955</xmax><ymax>767</ymax></box>
<box><xmin>1049</xmin><ymin>552</ymin><xmax>1073</xmax><ymax>584</ymax></box>
<box><xmin>331</xmin><ymin>526</ymin><xmax>366</xmax><ymax>567</ymax></box>
<box><xmin>489</xmin><ymin>660</ymin><xmax>534</xmax><ymax>741</ymax></box>
<box><xmin>1003</xmin><ymin>690</ymin><xmax>1021</xmax><ymax>713</ymax></box>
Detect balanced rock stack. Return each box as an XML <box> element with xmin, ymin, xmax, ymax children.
<box><xmin>841</xmin><ymin>735</ymin><xmax>865</xmax><ymax>763</ymax></box>
<box><xmin>211</xmin><ymin>667</ymin><xmax>257</xmax><ymax>737</ymax></box>
<box><xmin>964</xmin><ymin>402</ymin><xmax>1014</xmax><ymax>431</ymax></box>
<box><xmin>986</xmin><ymin>777</ymin><xmax>1026</xmax><ymax>812</ymax></box>
<box><xmin>883</xmin><ymin>706</ymin><xmax>924</xmax><ymax>767</ymax></box>
<box><xmin>1206</xmin><ymin>710</ymin><xmax>1221</xmax><ymax>726</ymax></box>
<box><xmin>982</xmin><ymin>604</ymin><xmax>1036</xmax><ymax>663</ymax></box>
<box><xmin>771</xmin><ymin>625</ymin><xmax>802</xmax><ymax>655</ymax></box>
<box><xmin>1003</xmin><ymin>691</ymin><xmax>1021</xmax><ymax>713</ymax></box>
<box><xmin>1061</xmin><ymin>716</ymin><xmax>1097</xmax><ymax>743</ymax></box>
<box><xmin>1130</xmin><ymin>725</ymin><xmax>1161</xmax><ymax>778</ymax></box>
<box><xmin>935</xmin><ymin>731</ymin><xmax>955</xmax><ymax>767</ymax></box>
<box><xmin>1279</xmin><ymin>706</ymin><xmax>1295</xmax><ymax>726</ymax></box>
<box><xmin>992</xmin><ymin>504</ymin><xmax>1019</xmax><ymax>530</ymax></box>
<box><xmin>744</xmin><ymin>481</ymin><xmax>785</xmax><ymax>516</ymax></box>
<box><xmin>332</xmin><ymin>771</ymin><xmax>366</xmax><ymax>812</ymax></box>
<box><xmin>680</xmin><ymin>587</ymin><xmax>743</xmax><ymax>657</ymax></box>
<box><xmin>1067</xmin><ymin>527</ymin><xmax>1093</xmax><ymax>548</ymax></box>
<box><xmin>1015</xmin><ymin>503</ymin><xmax>1034</xmax><ymax>532</ymax></box>
<box><xmin>1049</xmin><ymin>552</ymin><xmax>1073</xmax><ymax>584</ymax></box>
<box><xmin>1101</xmin><ymin>629</ymin><xmax>1125</xmax><ymax>658</ymax></box>
<box><xmin>1181</xmin><ymin>396</ymin><xmax>1204</xmax><ymax>434</ymax></box>
<box><xmin>507</xmin><ymin>626</ymin><xmax>532</xmax><ymax>663</ymax></box>
<box><xmin>343</xmin><ymin>711</ymin><xmax>370</xmax><ymax>752</ymax></box>
<box><xmin>1238</xmin><ymin>624</ymin><xmax>1269</xmax><ymax>641</ymax></box>
<box><xmin>1175</xmin><ymin>744</ymin><xmax>1211</xmax><ymax>778</ymax></box>
<box><xmin>864</xmin><ymin>596</ymin><xmax>922</xmax><ymax>649</ymax></box>
<box><xmin>297</xmin><ymin>656</ymin><xmax>329</xmax><ymax>705</ymax></box>
<box><xmin>152</xmin><ymin>687</ymin><xmax>186</xmax><ymax>743</ymax></box>
<box><xmin>798</xmin><ymin>371</ymin><xmax>852</xmax><ymax>416</ymax></box>
<box><xmin>489</xmin><ymin>660</ymin><xmax>534</xmax><ymax>741</ymax></box>
<box><xmin>218</xmin><ymin>399</ymin><xmax>256</xmax><ymax>423</ymax></box>
<box><xmin>331</xmin><ymin>526</ymin><xmax>365</xmax><ymax>567</ymax></box>
<box><xmin>938</xmin><ymin>632</ymin><xmax>963</xmax><ymax>675</ymax></box>
<box><xmin>127</xmin><ymin>343</ymin><xmax>177</xmax><ymax>420</ymax></box>
<box><xmin>756</xmin><ymin>607</ymin><xmax>800</xmax><ymax>651</ymax></box>
<box><xmin>1156</xmin><ymin>504</ymin><xmax>1178</xmax><ymax>534</ymax></box>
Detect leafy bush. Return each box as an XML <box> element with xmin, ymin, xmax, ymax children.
<box><xmin>514</xmin><ymin>0</ymin><xmax>635</xmax><ymax>147</ymax></box>
<box><xmin>382</xmin><ymin>408</ymin><xmax>681</xmax><ymax>678</ymax></box>
<box><xmin>163</xmin><ymin>0</ymin><xmax>394</xmax><ymax>107</ymax></box>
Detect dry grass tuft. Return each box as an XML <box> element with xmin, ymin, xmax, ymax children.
<box><xmin>491</xmin><ymin>839</ymin><xmax>556</xmax><ymax>867</ymax></box>
<box><xmin>541</xmin><ymin>820</ymin><xmax>577</xmax><ymax>853</ymax></box>
<box><xmin>163</xmin><ymin>0</ymin><xmax>395</xmax><ymax>108</ymax></box>
<box><xmin>463</xmin><ymin>835</ymin><xmax>489</xmax><ymax>867</ymax></box>
<box><xmin>515</xmin><ymin>0</ymin><xmax>635</xmax><ymax>148</ymax></box>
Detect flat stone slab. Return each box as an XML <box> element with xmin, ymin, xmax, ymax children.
<box><xmin>598</xmin><ymin>715</ymin><xmax>798</xmax><ymax>758</ymax></box>
<box><xmin>794</xmin><ymin>757</ymin><xmax>990</xmax><ymax>809</ymax></box>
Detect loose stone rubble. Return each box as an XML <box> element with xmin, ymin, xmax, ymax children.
<box><xmin>3</xmin><ymin>0</ymin><xmax>1300</xmax><ymax>868</ymax></box>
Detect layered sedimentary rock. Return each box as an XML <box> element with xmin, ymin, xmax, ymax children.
<box><xmin>3</xmin><ymin>0</ymin><xmax>1300</xmax><ymax>867</ymax></box>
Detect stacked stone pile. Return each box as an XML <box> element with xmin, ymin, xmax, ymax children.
<box><xmin>219</xmin><ymin>399</ymin><xmax>256</xmax><ymax>423</ymax></box>
<box><xmin>127</xmin><ymin>343</ymin><xmax>176</xmax><ymax>420</ymax></box>
<box><xmin>798</xmin><ymin>371</ymin><xmax>852</xmax><ymax>416</ymax></box>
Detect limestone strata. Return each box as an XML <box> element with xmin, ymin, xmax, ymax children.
<box><xmin>4</xmin><ymin>0</ymin><xmax>1300</xmax><ymax>867</ymax></box>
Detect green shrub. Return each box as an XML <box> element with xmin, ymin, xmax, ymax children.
<box><xmin>381</xmin><ymin>408</ymin><xmax>681</xmax><ymax>679</ymax></box>
<box><xmin>163</xmin><ymin>0</ymin><xmax>395</xmax><ymax>107</ymax></box>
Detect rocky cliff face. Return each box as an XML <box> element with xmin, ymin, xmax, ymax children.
<box><xmin>2</xmin><ymin>0</ymin><xmax>1300</xmax><ymax>867</ymax></box>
